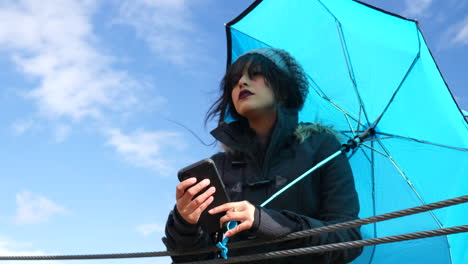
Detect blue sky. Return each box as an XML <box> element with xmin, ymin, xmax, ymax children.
<box><xmin>0</xmin><ymin>1</ymin><xmax>466</xmax><ymax>264</ymax></box>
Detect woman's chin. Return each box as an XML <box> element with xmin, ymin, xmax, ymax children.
<box><xmin>237</xmin><ymin>108</ymin><xmax>276</xmax><ymax>121</ymax></box>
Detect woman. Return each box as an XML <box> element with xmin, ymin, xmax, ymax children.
<box><xmin>164</xmin><ymin>47</ymin><xmax>362</xmax><ymax>263</ymax></box>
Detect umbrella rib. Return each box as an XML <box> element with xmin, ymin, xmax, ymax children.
<box><xmin>374</xmin><ymin>139</ymin><xmax>444</xmax><ymax>229</ymax></box>
<box><xmin>373</xmin><ymin>138</ymin><xmax>454</xmax><ymax>263</ymax></box>
<box><xmin>341</xmin><ymin>130</ymin><xmax>367</xmax><ymax>134</ymax></box>
<box><xmin>357</xmin><ymin>107</ymin><xmax>363</xmax><ymax>134</ymax></box>
<box><xmin>318</xmin><ymin>0</ymin><xmax>372</xmax><ymax>127</ymax></box>
<box><xmin>368</xmin><ymin>140</ymin><xmax>377</xmax><ymax>264</ymax></box>
<box><xmin>306</xmin><ymin>74</ymin><xmax>329</xmax><ymax>98</ymax></box>
<box><xmin>351</xmin><ymin>138</ymin><xmax>379</xmax><ymax>263</ymax></box>
<box><xmin>311</xmin><ymin>84</ymin><xmax>366</xmax><ymax>128</ymax></box>
<box><xmin>360</xmin><ymin>143</ymin><xmax>391</xmax><ymax>158</ymax></box>
<box><xmin>308</xmin><ymin>78</ymin><xmax>367</xmax><ymax>133</ymax></box>
<box><xmin>374</xmin><ymin>25</ymin><xmax>421</xmax><ymax>128</ymax></box>
<box><xmin>343</xmin><ymin>112</ymin><xmax>357</xmax><ymax>137</ymax></box>
<box><xmin>376</xmin><ymin>132</ymin><xmax>468</xmax><ymax>152</ymax></box>
<box><xmin>358</xmin><ymin>146</ymin><xmax>371</xmax><ymax>163</ymax></box>
<box><xmin>325</xmin><ymin>98</ymin><xmax>363</xmax><ymax>132</ymax></box>
<box><xmin>335</xmin><ymin>20</ymin><xmax>371</xmax><ymax>125</ymax></box>
<box><xmin>347</xmin><ymin>143</ymin><xmax>371</xmax><ymax>163</ymax></box>
<box><xmin>336</xmin><ymin>21</ymin><xmax>357</xmax><ymax>88</ymax></box>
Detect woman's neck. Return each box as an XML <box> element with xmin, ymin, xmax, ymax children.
<box><xmin>248</xmin><ymin>110</ymin><xmax>278</xmax><ymax>145</ymax></box>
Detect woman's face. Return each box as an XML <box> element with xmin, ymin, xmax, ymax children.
<box><xmin>231</xmin><ymin>70</ymin><xmax>276</xmax><ymax>120</ymax></box>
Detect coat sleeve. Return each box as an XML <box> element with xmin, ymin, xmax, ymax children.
<box><xmin>252</xmin><ymin>133</ymin><xmax>362</xmax><ymax>263</ymax></box>
<box><xmin>163</xmin><ymin>206</ymin><xmax>217</xmax><ymax>262</ymax></box>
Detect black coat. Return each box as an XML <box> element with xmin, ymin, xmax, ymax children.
<box><xmin>164</xmin><ymin>107</ymin><xmax>362</xmax><ymax>263</ymax></box>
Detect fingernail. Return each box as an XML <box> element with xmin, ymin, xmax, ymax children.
<box><xmin>202</xmin><ymin>179</ymin><xmax>210</xmax><ymax>185</ymax></box>
<box><xmin>208</xmin><ymin>209</ymin><xmax>213</xmax><ymax>214</ymax></box>
<box><xmin>189</xmin><ymin>177</ymin><xmax>196</xmax><ymax>182</ymax></box>
<box><xmin>209</xmin><ymin>187</ymin><xmax>216</xmax><ymax>192</ymax></box>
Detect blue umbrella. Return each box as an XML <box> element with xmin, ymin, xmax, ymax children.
<box><xmin>226</xmin><ymin>0</ymin><xmax>468</xmax><ymax>263</ymax></box>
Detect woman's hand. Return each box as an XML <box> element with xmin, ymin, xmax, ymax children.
<box><xmin>176</xmin><ymin>177</ymin><xmax>216</xmax><ymax>225</ymax></box>
<box><xmin>208</xmin><ymin>201</ymin><xmax>256</xmax><ymax>237</ymax></box>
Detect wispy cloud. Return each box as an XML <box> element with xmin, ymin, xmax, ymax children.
<box><xmin>0</xmin><ymin>236</ymin><xmax>68</xmax><ymax>264</ymax></box>
<box><xmin>106</xmin><ymin>128</ymin><xmax>188</xmax><ymax>176</ymax></box>
<box><xmin>437</xmin><ymin>16</ymin><xmax>468</xmax><ymax>50</ymax></box>
<box><xmin>402</xmin><ymin>0</ymin><xmax>433</xmax><ymax>18</ymax></box>
<box><xmin>452</xmin><ymin>16</ymin><xmax>468</xmax><ymax>45</ymax></box>
<box><xmin>11</xmin><ymin>119</ymin><xmax>35</xmax><ymax>136</ymax></box>
<box><xmin>54</xmin><ymin>124</ymin><xmax>71</xmax><ymax>142</ymax></box>
<box><xmin>15</xmin><ymin>191</ymin><xmax>68</xmax><ymax>225</ymax></box>
<box><xmin>0</xmin><ymin>242</ymin><xmax>43</xmax><ymax>257</ymax></box>
<box><xmin>0</xmin><ymin>237</ymin><xmax>33</xmax><ymax>251</ymax></box>
<box><xmin>0</xmin><ymin>244</ymin><xmax>44</xmax><ymax>264</ymax></box>
<box><xmin>115</xmin><ymin>0</ymin><xmax>207</xmax><ymax>66</ymax></box>
<box><xmin>136</xmin><ymin>223</ymin><xmax>164</xmax><ymax>236</ymax></box>
<box><xmin>1</xmin><ymin>0</ymin><xmax>194</xmax><ymax>174</ymax></box>
<box><xmin>0</xmin><ymin>0</ymin><xmax>145</xmax><ymax>121</ymax></box>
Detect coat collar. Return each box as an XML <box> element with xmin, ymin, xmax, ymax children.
<box><xmin>210</xmin><ymin>106</ymin><xmax>298</xmax><ymax>156</ymax></box>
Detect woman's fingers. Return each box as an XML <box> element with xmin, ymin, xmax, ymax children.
<box><xmin>176</xmin><ymin>178</ymin><xmax>215</xmax><ymax>224</ymax></box>
<box><xmin>181</xmin><ymin>186</ymin><xmax>216</xmax><ymax>224</ymax></box>
<box><xmin>211</xmin><ymin>201</ymin><xmax>256</xmax><ymax>237</ymax></box>
<box><xmin>219</xmin><ymin>211</ymin><xmax>241</xmax><ymax>227</ymax></box>
<box><xmin>175</xmin><ymin>177</ymin><xmax>197</xmax><ymax>200</ymax></box>
<box><xmin>185</xmin><ymin>186</ymin><xmax>216</xmax><ymax>213</ymax></box>
<box><xmin>178</xmin><ymin>179</ymin><xmax>211</xmax><ymax>206</ymax></box>
<box><xmin>219</xmin><ymin>211</ymin><xmax>253</xmax><ymax>237</ymax></box>
<box><xmin>226</xmin><ymin>221</ymin><xmax>251</xmax><ymax>237</ymax></box>
<box><xmin>188</xmin><ymin>195</ymin><xmax>215</xmax><ymax>221</ymax></box>
<box><xmin>209</xmin><ymin>201</ymin><xmax>242</xmax><ymax>214</ymax></box>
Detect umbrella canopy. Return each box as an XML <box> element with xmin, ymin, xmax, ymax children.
<box><xmin>225</xmin><ymin>0</ymin><xmax>468</xmax><ymax>263</ymax></box>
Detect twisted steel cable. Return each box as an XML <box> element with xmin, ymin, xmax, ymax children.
<box><xmin>0</xmin><ymin>195</ymin><xmax>466</xmax><ymax>261</ymax></box>
<box><xmin>181</xmin><ymin>225</ymin><xmax>468</xmax><ymax>264</ymax></box>
<box><xmin>218</xmin><ymin>195</ymin><xmax>468</xmax><ymax>251</ymax></box>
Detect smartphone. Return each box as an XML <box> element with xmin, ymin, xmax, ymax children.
<box><xmin>177</xmin><ymin>158</ymin><xmax>230</xmax><ymax>233</ymax></box>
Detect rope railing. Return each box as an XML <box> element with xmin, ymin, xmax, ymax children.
<box><xmin>0</xmin><ymin>195</ymin><xmax>466</xmax><ymax>261</ymax></box>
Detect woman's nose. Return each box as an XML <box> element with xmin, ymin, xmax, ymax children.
<box><xmin>238</xmin><ymin>75</ymin><xmax>248</xmax><ymax>89</ymax></box>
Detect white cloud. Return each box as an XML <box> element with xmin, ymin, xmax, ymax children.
<box><xmin>136</xmin><ymin>223</ymin><xmax>164</xmax><ymax>236</ymax></box>
<box><xmin>453</xmin><ymin>17</ymin><xmax>468</xmax><ymax>45</ymax></box>
<box><xmin>106</xmin><ymin>128</ymin><xmax>187</xmax><ymax>176</ymax></box>
<box><xmin>0</xmin><ymin>0</ymin><xmax>144</xmax><ymax>121</ymax></box>
<box><xmin>0</xmin><ymin>246</ymin><xmax>44</xmax><ymax>264</ymax></box>
<box><xmin>0</xmin><ymin>237</ymin><xmax>65</xmax><ymax>264</ymax></box>
<box><xmin>115</xmin><ymin>0</ymin><xmax>206</xmax><ymax>66</ymax></box>
<box><xmin>0</xmin><ymin>237</ymin><xmax>32</xmax><ymax>251</ymax></box>
<box><xmin>11</xmin><ymin>119</ymin><xmax>35</xmax><ymax>135</ymax></box>
<box><xmin>54</xmin><ymin>124</ymin><xmax>71</xmax><ymax>142</ymax></box>
<box><xmin>402</xmin><ymin>0</ymin><xmax>432</xmax><ymax>17</ymax></box>
<box><xmin>438</xmin><ymin>16</ymin><xmax>468</xmax><ymax>50</ymax></box>
<box><xmin>0</xmin><ymin>246</ymin><xmax>43</xmax><ymax>257</ymax></box>
<box><xmin>15</xmin><ymin>191</ymin><xmax>68</xmax><ymax>225</ymax></box>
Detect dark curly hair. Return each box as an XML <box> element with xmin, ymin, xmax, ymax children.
<box><xmin>206</xmin><ymin>48</ymin><xmax>309</xmax><ymax>125</ymax></box>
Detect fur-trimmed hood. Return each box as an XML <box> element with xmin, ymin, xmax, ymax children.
<box><xmin>294</xmin><ymin>123</ymin><xmax>338</xmax><ymax>143</ymax></box>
